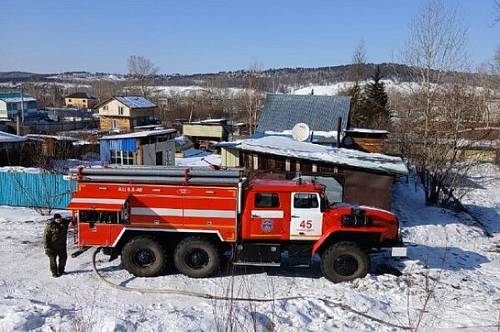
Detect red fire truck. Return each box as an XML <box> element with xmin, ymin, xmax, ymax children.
<box><xmin>68</xmin><ymin>166</ymin><xmax>406</xmax><ymax>283</ymax></box>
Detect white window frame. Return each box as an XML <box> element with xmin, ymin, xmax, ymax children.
<box><xmin>118</xmin><ymin>106</ymin><xmax>124</xmax><ymax>115</ymax></box>
<box><xmin>252</xmin><ymin>155</ymin><xmax>259</xmax><ymax>170</ymax></box>
<box><xmin>110</xmin><ymin>150</ymin><xmax>134</xmax><ymax>165</ymax></box>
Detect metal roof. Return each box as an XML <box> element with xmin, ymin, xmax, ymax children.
<box><xmin>256</xmin><ymin>94</ymin><xmax>351</xmax><ymax>134</ymax></box>
<box><xmin>101</xmin><ymin>129</ymin><xmax>176</xmax><ymax>140</ymax></box>
<box><xmin>115</xmin><ymin>96</ymin><xmax>156</xmax><ymax>109</ymax></box>
<box><xmin>65</xmin><ymin>92</ymin><xmax>96</xmax><ymax>99</ymax></box>
<box><xmin>0</xmin><ymin>131</ymin><xmax>26</xmax><ymax>143</ymax></box>
<box><xmin>0</xmin><ymin>92</ymin><xmax>36</xmax><ymax>103</ymax></box>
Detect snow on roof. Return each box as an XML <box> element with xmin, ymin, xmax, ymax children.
<box><xmin>188</xmin><ymin>118</ymin><xmax>227</xmax><ymax>124</ymax></box>
<box><xmin>25</xmin><ymin>134</ymin><xmax>78</xmax><ymax>141</ymax></box>
<box><xmin>0</xmin><ymin>92</ymin><xmax>36</xmax><ymax>103</ymax></box>
<box><xmin>176</xmin><ymin>153</ymin><xmax>222</xmax><ymax>167</ymax></box>
<box><xmin>230</xmin><ymin>136</ymin><xmax>408</xmax><ymax>175</ymax></box>
<box><xmin>0</xmin><ymin>131</ymin><xmax>26</xmax><ymax>143</ymax></box>
<box><xmin>115</xmin><ymin>96</ymin><xmax>156</xmax><ymax>109</ymax></box>
<box><xmin>345</xmin><ymin>128</ymin><xmax>389</xmax><ymax>134</ymax></box>
<box><xmin>101</xmin><ymin>129</ymin><xmax>176</xmax><ymax>140</ymax></box>
<box><xmin>263</xmin><ymin>129</ymin><xmax>341</xmax><ymax>143</ymax></box>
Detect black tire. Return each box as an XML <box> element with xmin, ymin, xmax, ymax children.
<box><xmin>121</xmin><ymin>236</ymin><xmax>167</xmax><ymax>277</ymax></box>
<box><xmin>174</xmin><ymin>236</ymin><xmax>220</xmax><ymax>278</ymax></box>
<box><xmin>320</xmin><ymin>241</ymin><xmax>369</xmax><ymax>283</ymax></box>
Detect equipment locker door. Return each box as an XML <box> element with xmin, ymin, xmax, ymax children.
<box><xmin>290</xmin><ymin>192</ymin><xmax>323</xmax><ymax>240</ymax></box>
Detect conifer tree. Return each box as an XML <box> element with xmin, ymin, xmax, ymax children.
<box><xmin>364</xmin><ymin>65</ymin><xmax>391</xmax><ymax>128</ymax></box>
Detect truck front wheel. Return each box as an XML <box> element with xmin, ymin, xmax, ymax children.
<box><xmin>174</xmin><ymin>237</ymin><xmax>220</xmax><ymax>278</ymax></box>
<box><xmin>320</xmin><ymin>241</ymin><xmax>369</xmax><ymax>283</ymax></box>
<box><xmin>121</xmin><ymin>236</ymin><xmax>167</xmax><ymax>277</ymax></box>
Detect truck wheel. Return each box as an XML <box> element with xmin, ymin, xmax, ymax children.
<box><xmin>320</xmin><ymin>241</ymin><xmax>369</xmax><ymax>283</ymax></box>
<box><xmin>121</xmin><ymin>236</ymin><xmax>167</xmax><ymax>277</ymax></box>
<box><xmin>174</xmin><ymin>237</ymin><xmax>220</xmax><ymax>278</ymax></box>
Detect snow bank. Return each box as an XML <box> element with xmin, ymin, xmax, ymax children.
<box><xmin>0</xmin><ymin>165</ymin><xmax>498</xmax><ymax>330</ymax></box>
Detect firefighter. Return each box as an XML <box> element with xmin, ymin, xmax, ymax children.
<box><xmin>43</xmin><ymin>213</ymin><xmax>70</xmax><ymax>277</ymax></box>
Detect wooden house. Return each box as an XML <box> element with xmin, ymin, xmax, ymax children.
<box><xmin>97</xmin><ymin>96</ymin><xmax>157</xmax><ymax>132</ymax></box>
<box><xmin>343</xmin><ymin>128</ymin><xmax>389</xmax><ymax>153</ymax></box>
<box><xmin>218</xmin><ymin>136</ymin><xmax>407</xmax><ymax>210</ymax></box>
<box><xmin>64</xmin><ymin>92</ymin><xmax>97</xmax><ymax>109</ymax></box>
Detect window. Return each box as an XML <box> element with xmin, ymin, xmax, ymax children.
<box><xmin>118</xmin><ymin>106</ymin><xmax>124</xmax><ymax>115</ymax></box>
<box><xmin>122</xmin><ymin>151</ymin><xmax>134</xmax><ymax>165</ymax></box>
<box><xmin>68</xmin><ymin>99</ymin><xmax>72</xmax><ymax>102</ymax></box>
<box><xmin>110</xmin><ymin>150</ymin><xmax>120</xmax><ymax>164</ymax></box>
<box><xmin>255</xmin><ymin>193</ymin><xmax>280</xmax><ymax>208</ymax></box>
<box><xmin>110</xmin><ymin>150</ymin><xmax>134</xmax><ymax>165</ymax></box>
<box><xmin>103</xmin><ymin>105</ymin><xmax>109</xmax><ymax>111</ymax></box>
<box><xmin>294</xmin><ymin>193</ymin><xmax>319</xmax><ymax>209</ymax></box>
<box><xmin>252</xmin><ymin>155</ymin><xmax>258</xmax><ymax>170</ymax></box>
<box><xmin>111</xmin><ymin>119</ymin><xmax>117</xmax><ymax>129</ymax></box>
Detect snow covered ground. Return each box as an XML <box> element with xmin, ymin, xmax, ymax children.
<box><xmin>0</xmin><ymin>164</ymin><xmax>498</xmax><ymax>331</ymax></box>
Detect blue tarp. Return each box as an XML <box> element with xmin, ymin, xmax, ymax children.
<box><xmin>100</xmin><ymin>138</ymin><xmax>136</xmax><ymax>162</ymax></box>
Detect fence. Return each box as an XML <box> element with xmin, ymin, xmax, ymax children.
<box><xmin>0</xmin><ymin>172</ymin><xmax>75</xmax><ymax>210</ymax></box>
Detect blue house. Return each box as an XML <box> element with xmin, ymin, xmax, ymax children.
<box><xmin>0</xmin><ymin>92</ymin><xmax>38</xmax><ymax>120</ymax></box>
<box><xmin>100</xmin><ymin>129</ymin><xmax>177</xmax><ymax>166</ymax></box>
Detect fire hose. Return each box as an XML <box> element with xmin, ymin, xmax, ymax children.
<box><xmin>92</xmin><ymin>247</ymin><xmax>411</xmax><ymax>329</ymax></box>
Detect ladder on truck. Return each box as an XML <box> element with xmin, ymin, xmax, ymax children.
<box><xmin>71</xmin><ymin>166</ymin><xmax>246</xmax><ymax>186</ymax></box>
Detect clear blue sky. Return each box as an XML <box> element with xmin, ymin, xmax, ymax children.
<box><xmin>1</xmin><ymin>0</ymin><xmax>498</xmax><ymax>74</ymax></box>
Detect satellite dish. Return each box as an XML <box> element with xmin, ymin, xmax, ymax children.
<box><xmin>292</xmin><ymin>123</ymin><xmax>310</xmax><ymax>142</ymax></box>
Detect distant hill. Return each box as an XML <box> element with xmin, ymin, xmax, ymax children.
<box><xmin>0</xmin><ymin>63</ymin><xmax>481</xmax><ymax>89</ymax></box>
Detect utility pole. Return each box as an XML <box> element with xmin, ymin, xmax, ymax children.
<box><xmin>20</xmin><ymin>83</ymin><xmax>25</xmax><ymax>123</ymax></box>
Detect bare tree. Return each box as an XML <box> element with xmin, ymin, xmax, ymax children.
<box><xmin>239</xmin><ymin>65</ymin><xmax>266</xmax><ymax>135</ymax></box>
<box><xmin>347</xmin><ymin>40</ymin><xmax>367</xmax><ymax>82</ymax></box>
<box><xmin>496</xmin><ymin>0</ymin><xmax>500</xmax><ymax>23</ymax></box>
<box><xmin>394</xmin><ymin>0</ymin><xmax>481</xmax><ymax>205</ymax></box>
<box><xmin>346</xmin><ymin>40</ymin><xmax>368</xmax><ymax>127</ymax></box>
<box><xmin>127</xmin><ymin>55</ymin><xmax>159</xmax><ymax>97</ymax></box>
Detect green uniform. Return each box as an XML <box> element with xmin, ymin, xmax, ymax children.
<box><xmin>43</xmin><ymin>219</ymin><xmax>70</xmax><ymax>276</ymax></box>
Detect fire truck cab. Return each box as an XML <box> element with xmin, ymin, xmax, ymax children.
<box><xmin>69</xmin><ymin>167</ymin><xmax>405</xmax><ymax>283</ymax></box>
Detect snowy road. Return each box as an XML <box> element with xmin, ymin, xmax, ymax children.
<box><xmin>0</xmin><ymin>164</ymin><xmax>499</xmax><ymax>331</ymax></box>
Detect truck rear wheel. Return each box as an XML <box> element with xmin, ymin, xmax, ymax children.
<box><xmin>320</xmin><ymin>241</ymin><xmax>369</xmax><ymax>283</ymax></box>
<box><xmin>174</xmin><ymin>237</ymin><xmax>220</xmax><ymax>278</ymax></box>
<box><xmin>121</xmin><ymin>236</ymin><xmax>167</xmax><ymax>277</ymax></box>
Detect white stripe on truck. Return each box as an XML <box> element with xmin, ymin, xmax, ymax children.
<box><xmin>184</xmin><ymin>209</ymin><xmax>236</xmax><ymax>218</ymax></box>
<box><xmin>131</xmin><ymin>207</ymin><xmax>182</xmax><ymax>216</ymax></box>
<box><xmin>130</xmin><ymin>207</ymin><xmax>235</xmax><ymax>219</ymax></box>
<box><xmin>251</xmin><ymin>210</ymin><xmax>284</xmax><ymax>218</ymax></box>
<box><xmin>71</xmin><ymin>198</ymin><xmax>126</xmax><ymax>205</ymax></box>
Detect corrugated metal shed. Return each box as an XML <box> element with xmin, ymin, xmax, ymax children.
<box><xmin>256</xmin><ymin>94</ymin><xmax>351</xmax><ymax>134</ymax></box>
<box><xmin>0</xmin><ymin>172</ymin><xmax>75</xmax><ymax>209</ymax></box>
